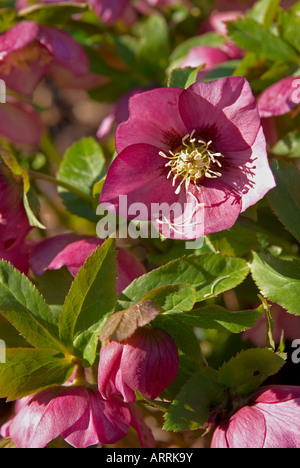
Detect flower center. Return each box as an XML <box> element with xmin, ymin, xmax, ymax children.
<box><xmin>0</xmin><ymin>43</ymin><xmax>52</xmax><ymax>75</ymax></box>
<box><xmin>159</xmin><ymin>130</ymin><xmax>224</xmax><ymax>195</ymax></box>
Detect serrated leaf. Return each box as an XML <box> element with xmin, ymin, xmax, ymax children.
<box><xmin>167</xmin><ymin>67</ymin><xmax>202</xmax><ymax>89</ymax></box>
<box><xmin>227</xmin><ymin>17</ymin><xmax>298</xmax><ymax>62</ymax></box>
<box><xmin>57</xmin><ymin>137</ymin><xmax>106</xmax><ymax>221</ymax></box>
<box><xmin>59</xmin><ymin>238</ymin><xmax>117</xmax><ymax>365</ymax></box>
<box><xmin>0</xmin><ymin>348</ymin><xmax>75</xmax><ymax>401</ymax></box>
<box><xmin>219</xmin><ymin>348</ymin><xmax>286</xmax><ymax>396</ymax></box>
<box><xmin>117</xmin><ymin>253</ymin><xmax>249</xmax><ymax>311</ymax></box>
<box><xmin>99</xmin><ymin>300</ymin><xmax>161</xmax><ymax>343</ymax></box>
<box><xmin>163</xmin><ymin>368</ymin><xmax>225</xmax><ymax>432</ymax></box>
<box><xmin>209</xmin><ymin>224</ymin><xmax>260</xmax><ymax>257</ymax></box>
<box><xmin>250</xmin><ymin>252</ymin><xmax>300</xmax><ymax>316</ymax></box>
<box><xmin>167</xmin><ymin>305</ymin><xmax>264</xmax><ymax>334</ymax></box>
<box><xmin>267</xmin><ymin>161</ymin><xmax>300</xmax><ymax>242</ymax></box>
<box><xmin>0</xmin><ymin>261</ymin><xmax>63</xmax><ymax>352</ymax></box>
<box><xmin>142</xmin><ymin>284</ymin><xmax>197</xmax><ymax>313</ymax></box>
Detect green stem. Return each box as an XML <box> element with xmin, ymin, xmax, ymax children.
<box><xmin>28</xmin><ymin>169</ymin><xmax>94</xmax><ymax>204</ymax></box>
<box><xmin>40</xmin><ymin>135</ymin><xmax>62</xmax><ymax>169</ymax></box>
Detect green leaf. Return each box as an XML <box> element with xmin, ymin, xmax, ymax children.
<box><xmin>137</xmin><ymin>14</ymin><xmax>170</xmax><ymax>76</ymax></box>
<box><xmin>142</xmin><ymin>284</ymin><xmax>197</xmax><ymax>313</ymax></box>
<box><xmin>0</xmin><ymin>261</ymin><xmax>63</xmax><ymax>352</ymax></box>
<box><xmin>59</xmin><ymin>238</ymin><xmax>117</xmax><ymax>365</ymax></box>
<box><xmin>57</xmin><ymin>137</ymin><xmax>106</xmax><ymax>221</ymax></box>
<box><xmin>204</xmin><ymin>60</ymin><xmax>241</xmax><ymax>81</ymax></box>
<box><xmin>267</xmin><ymin>160</ymin><xmax>300</xmax><ymax>242</ymax></box>
<box><xmin>277</xmin><ymin>7</ymin><xmax>300</xmax><ymax>53</ymax></box>
<box><xmin>246</xmin><ymin>0</ymin><xmax>280</xmax><ymax>28</ymax></box>
<box><xmin>250</xmin><ymin>252</ymin><xmax>300</xmax><ymax>316</ymax></box>
<box><xmin>0</xmin><ymin>348</ymin><xmax>76</xmax><ymax>401</ymax></box>
<box><xmin>117</xmin><ymin>253</ymin><xmax>249</xmax><ymax>310</ymax></box>
<box><xmin>219</xmin><ymin>348</ymin><xmax>286</xmax><ymax>396</ymax></box>
<box><xmin>271</xmin><ymin>130</ymin><xmax>300</xmax><ymax>158</ymax></box>
<box><xmin>163</xmin><ymin>368</ymin><xmax>225</xmax><ymax>432</ymax></box>
<box><xmin>168</xmin><ymin>305</ymin><xmax>264</xmax><ymax>334</ymax></box>
<box><xmin>209</xmin><ymin>224</ymin><xmax>260</xmax><ymax>257</ymax></box>
<box><xmin>167</xmin><ymin>67</ymin><xmax>202</xmax><ymax>89</ymax></box>
<box><xmin>227</xmin><ymin>17</ymin><xmax>298</xmax><ymax>62</ymax></box>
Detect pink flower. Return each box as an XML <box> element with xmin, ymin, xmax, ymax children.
<box><xmin>243</xmin><ymin>303</ymin><xmax>300</xmax><ymax>347</ymax></box>
<box><xmin>98</xmin><ymin>327</ymin><xmax>179</xmax><ymax>402</ymax></box>
<box><xmin>0</xmin><ymin>163</ymin><xmax>31</xmax><ymax>249</ymax></box>
<box><xmin>179</xmin><ymin>46</ymin><xmax>232</xmax><ymax>81</ymax></box>
<box><xmin>100</xmin><ymin>77</ymin><xmax>275</xmax><ymax>240</ymax></box>
<box><xmin>0</xmin><ymin>97</ymin><xmax>43</xmax><ymax>145</ymax></box>
<box><xmin>0</xmin><ymin>243</ymin><xmax>31</xmax><ymax>274</ymax></box>
<box><xmin>29</xmin><ymin>233</ymin><xmax>146</xmax><ymax>295</ymax></box>
<box><xmin>258</xmin><ymin>77</ymin><xmax>300</xmax><ymax>118</ymax></box>
<box><xmin>211</xmin><ymin>386</ymin><xmax>300</xmax><ymax>448</ymax></box>
<box><xmin>1</xmin><ymin>385</ymin><xmax>154</xmax><ymax>448</ymax></box>
<box><xmin>0</xmin><ymin>21</ymin><xmax>90</xmax><ymax>96</ymax></box>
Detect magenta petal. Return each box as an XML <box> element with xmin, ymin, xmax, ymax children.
<box><xmin>226</xmin><ymin>406</ymin><xmax>267</xmax><ymax>448</ymax></box>
<box><xmin>220</xmin><ymin>128</ymin><xmax>276</xmax><ymax>212</ymax></box>
<box><xmin>63</xmin><ymin>390</ymin><xmax>131</xmax><ymax>448</ymax></box>
<box><xmin>9</xmin><ymin>387</ymin><xmax>89</xmax><ymax>448</ymax></box>
<box><xmin>179</xmin><ymin>77</ymin><xmax>261</xmax><ymax>152</ymax></box>
<box><xmin>210</xmin><ymin>423</ymin><xmax>229</xmax><ymax>448</ymax></box>
<box><xmin>0</xmin><ymin>99</ymin><xmax>43</xmax><ymax>145</ymax></box>
<box><xmin>98</xmin><ymin>341</ymin><xmax>125</xmax><ymax>400</ymax></box>
<box><xmin>29</xmin><ymin>234</ymin><xmax>102</xmax><ymax>276</ymax></box>
<box><xmin>258</xmin><ymin>77</ymin><xmax>300</xmax><ymax>118</ymax></box>
<box><xmin>0</xmin><ymin>21</ymin><xmax>39</xmax><ymax>57</ymax></box>
<box><xmin>90</xmin><ymin>0</ymin><xmax>129</xmax><ymax>24</ymax></box>
<box><xmin>115</xmin><ymin>88</ymin><xmax>187</xmax><ymax>153</ymax></box>
<box><xmin>180</xmin><ymin>46</ymin><xmax>230</xmax><ymax>71</ymax></box>
<box><xmin>116</xmin><ymin>249</ymin><xmax>146</xmax><ymax>293</ymax></box>
<box><xmin>38</xmin><ymin>26</ymin><xmax>89</xmax><ymax>77</ymax></box>
<box><xmin>128</xmin><ymin>403</ymin><xmax>155</xmax><ymax>448</ymax></box>
<box><xmin>100</xmin><ymin>144</ymin><xmax>179</xmax><ymax>219</ymax></box>
<box><xmin>153</xmin><ymin>179</ymin><xmax>242</xmax><ymax>240</ymax></box>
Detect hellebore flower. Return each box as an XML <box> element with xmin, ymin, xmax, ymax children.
<box><xmin>243</xmin><ymin>303</ymin><xmax>300</xmax><ymax>347</ymax></box>
<box><xmin>0</xmin><ymin>163</ymin><xmax>31</xmax><ymax>249</ymax></box>
<box><xmin>0</xmin><ymin>243</ymin><xmax>31</xmax><ymax>274</ymax></box>
<box><xmin>1</xmin><ymin>385</ymin><xmax>154</xmax><ymax>448</ymax></box>
<box><xmin>211</xmin><ymin>386</ymin><xmax>300</xmax><ymax>448</ymax></box>
<box><xmin>179</xmin><ymin>46</ymin><xmax>232</xmax><ymax>81</ymax></box>
<box><xmin>0</xmin><ymin>20</ymin><xmax>90</xmax><ymax>96</ymax></box>
<box><xmin>98</xmin><ymin>327</ymin><xmax>179</xmax><ymax>403</ymax></box>
<box><xmin>257</xmin><ymin>77</ymin><xmax>300</xmax><ymax>118</ymax></box>
<box><xmin>0</xmin><ymin>97</ymin><xmax>43</xmax><ymax>146</ymax></box>
<box><xmin>100</xmin><ymin>77</ymin><xmax>276</xmax><ymax>240</ymax></box>
<box><xmin>29</xmin><ymin>233</ymin><xmax>146</xmax><ymax>295</ymax></box>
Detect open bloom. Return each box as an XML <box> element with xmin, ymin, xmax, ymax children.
<box><xmin>1</xmin><ymin>385</ymin><xmax>154</xmax><ymax>448</ymax></box>
<box><xmin>29</xmin><ymin>233</ymin><xmax>146</xmax><ymax>295</ymax></box>
<box><xmin>0</xmin><ymin>20</ymin><xmax>90</xmax><ymax>96</ymax></box>
<box><xmin>100</xmin><ymin>77</ymin><xmax>275</xmax><ymax>240</ymax></box>
<box><xmin>211</xmin><ymin>386</ymin><xmax>300</xmax><ymax>448</ymax></box>
<box><xmin>98</xmin><ymin>327</ymin><xmax>179</xmax><ymax>402</ymax></box>
<box><xmin>258</xmin><ymin>77</ymin><xmax>300</xmax><ymax>118</ymax></box>
<box><xmin>0</xmin><ymin>163</ymin><xmax>31</xmax><ymax>249</ymax></box>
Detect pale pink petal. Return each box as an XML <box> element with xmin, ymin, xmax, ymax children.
<box><xmin>225</xmin><ymin>406</ymin><xmax>267</xmax><ymax>448</ymax></box>
<box><xmin>0</xmin><ymin>21</ymin><xmax>39</xmax><ymax>57</ymax></box>
<box><xmin>179</xmin><ymin>46</ymin><xmax>230</xmax><ymax>71</ymax></box>
<box><xmin>9</xmin><ymin>387</ymin><xmax>90</xmax><ymax>448</ymax></box>
<box><xmin>258</xmin><ymin>77</ymin><xmax>300</xmax><ymax>118</ymax></box>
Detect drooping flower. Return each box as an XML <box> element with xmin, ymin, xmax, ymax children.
<box><xmin>29</xmin><ymin>233</ymin><xmax>146</xmax><ymax>295</ymax></box>
<box><xmin>100</xmin><ymin>77</ymin><xmax>276</xmax><ymax>240</ymax></box>
<box><xmin>0</xmin><ymin>163</ymin><xmax>31</xmax><ymax>249</ymax></box>
<box><xmin>179</xmin><ymin>46</ymin><xmax>232</xmax><ymax>81</ymax></box>
<box><xmin>98</xmin><ymin>326</ymin><xmax>179</xmax><ymax>403</ymax></box>
<box><xmin>0</xmin><ymin>20</ymin><xmax>90</xmax><ymax>96</ymax></box>
<box><xmin>211</xmin><ymin>386</ymin><xmax>300</xmax><ymax>448</ymax></box>
<box><xmin>0</xmin><ymin>97</ymin><xmax>43</xmax><ymax>146</ymax></box>
<box><xmin>243</xmin><ymin>303</ymin><xmax>300</xmax><ymax>347</ymax></box>
<box><xmin>1</xmin><ymin>385</ymin><xmax>154</xmax><ymax>448</ymax></box>
<box><xmin>257</xmin><ymin>77</ymin><xmax>300</xmax><ymax>118</ymax></box>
